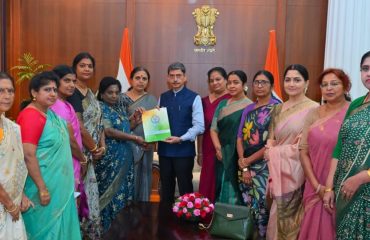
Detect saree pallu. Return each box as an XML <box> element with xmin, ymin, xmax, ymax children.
<box><xmin>125</xmin><ymin>93</ymin><xmax>157</xmax><ymax>202</ymax></box>
<box><xmin>214</xmin><ymin>98</ymin><xmax>252</xmax><ymax>204</ymax></box>
<box><xmin>266</xmin><ymin>99</ymin><xmax>318</xmax><ymax>240</ymax></box>
<box><xmin>333</xmin><ymin>96</ymin><xmax>370</xmax><ymax>240</ymax></box>
<box><xmin>81</xmin><ymin>89</ymin><xmax>103</xmax><ymax>239</ymax></box>
<box><xmin>22</xmin><ymin>110</ymin><xmax>81</xmax><ymax>240</ymax></box>
<box><xmin>0</xmin><ymin>115</ymin><xmax>28</xmax><ymax>240</ymax></box>
<box><xmin>238</xmin><ymin>102</ymin><xmax>277</xmax><ymax>238</ymax></box>
<box><xmin>96</xmin><ymin>102</ymin><xmax>134</xmax><ymax>232</ymax></box>
<box><xmin>298</xmin><ymin>105</ymin><xmax>348</xmax><ymax>240</ymax></box>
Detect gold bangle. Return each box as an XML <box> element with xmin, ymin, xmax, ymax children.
<box><xmin>100</xmin><ymin>146</ymin><xmax>106</xmax><ymax>153</ymax></box>
<box><xmin>89</xmin><ymin>145</ymin><xmax>98</xmax><ymax>152</ymax></box>
<box><xmin>5</xmin><ymin>204</ymin><xmax>17</xmax><ymax>213</ymax></box>
<box><xmin>367</xmin><ymin>169</ymin><xmax>370</xmax><ymax>178</ymax></box>
<box><xmin>324</xmin><ymin>188</ymin><xmax>333</xmax><ymax>193</ymax></box>
<box><xmin>39</xmin><ymin>190</ymin><xmax>49</xmax><ymax>197</ymax></box>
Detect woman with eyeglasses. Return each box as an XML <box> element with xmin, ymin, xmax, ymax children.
<box><xmin>265</xmin><ymin>64</ymin><xmax>318</xmax><ymax>239</ymax></box>
<box><xmin>236</xmin><ymin>70</ymin><xmax>280</xmax><ymax>239</ymax></box>
<box><xmin>298</xmin><ymin>69</ymin><xmax>351</xmax><ymax>240</ymax></box>
<box><xmin>323</xmin><ymin>51</ymin><xmax>370</xmax><ymax>240</ymax></box>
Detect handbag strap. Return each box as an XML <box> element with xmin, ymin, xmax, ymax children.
<box><xmin>198</xmin><ymin>211</ymin><xmax>215</xmax><ymax>230</ymax></box>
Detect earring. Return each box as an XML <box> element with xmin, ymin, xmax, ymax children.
<box><xmin>32</xmin><ymin>96</ymin><xmax>36</xmax><ymax>101</ymax></box>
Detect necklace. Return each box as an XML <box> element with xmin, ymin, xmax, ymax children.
<box><xmin>76</xmin><ymin>82</ymin><xmax>88</xmax><ymax>96</ymax></box>
<box><xmin>127</xmin><ymin>90</ymin><xmax>146</xmax><ymax>101</ymax></box>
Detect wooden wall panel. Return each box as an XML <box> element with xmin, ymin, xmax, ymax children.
<box><xmin>0</xmin><ymin>0</ymin><xmax>4</xmax><ymax>71</ymax></box>
<box><xmin>284</xmin><ymin>0</ymin><xmax>328</xmax><ymax>100</ymax></box>
<box><xmin>134</xmin><ymin>0</ymin><xmax>278</xmax><ymax>97</ymax></box>
<box><xmin>5</xmin><ymin>0</ymin><xmax>327</xmax><ymax>119</ymax></box>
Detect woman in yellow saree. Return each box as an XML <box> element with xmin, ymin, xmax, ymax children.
<box><xmin>265</xmin><ymin>64</ymin><xmax>318</xmax><ymax>239</ymax></box>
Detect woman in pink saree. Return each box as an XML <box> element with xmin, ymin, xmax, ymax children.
<box><xmin>298</xmin><ymin>69</ymin><xmax>351</xmax><ymax>240</ymax></box>
<box><xmin>266</xmin><ymin>64</ymin><xmax>318</xmax><ymax>239</ymax></box>
<box><xmin>50</xmin><ymin>65</ymin><xmax>89</xmax><ymax>219</ymax></box>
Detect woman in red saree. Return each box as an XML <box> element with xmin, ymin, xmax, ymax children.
<box><xmin>198</xmin><ymin>67</ymin><xmax>230</xmax><ymax>202</ymax></box>
<box><xmin>298</xmin><ymin>69</ymin><xmax>351</xmax><ymax>240</ymax></box>
<box><xmin>266</xmin><ymin>64</ymin><xmax>318</xmax><ymax>239</ymax></box>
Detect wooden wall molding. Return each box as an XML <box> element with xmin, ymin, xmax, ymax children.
<box><xmin>5</xmin><ymin>0</ymin><xmax>327</xmax><ymax>119</ymax></box>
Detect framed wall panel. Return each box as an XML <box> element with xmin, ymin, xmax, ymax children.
<box><xmin>5</xmin><ymin>0</ymin><xmax>327</xmax><ymax>119</ymax></box>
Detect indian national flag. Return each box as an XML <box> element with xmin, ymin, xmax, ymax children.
<box><xmin>265</xmin><ymin>30</ymin><xmax>282</xmax><ymax>101</ymax></box>
<box><xmin>117</xmin><ymin>27</ymin><xmax>133</xmax><ymax>92</ymax></box>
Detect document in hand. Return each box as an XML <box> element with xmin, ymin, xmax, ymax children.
<box><xmin>142</xmin><ymin>107</ymin><xmax>171</xmax><ymax>142</ymax></box>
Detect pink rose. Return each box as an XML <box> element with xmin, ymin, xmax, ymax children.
<box><xmin>203</xmin><ymin>207</ymin><xmax>210</xmax><ymax>213</ymax></box>
<box><xmin>187</xmin><ymin>202</ymin><xmax>194</xmax><ymax>208</ymax></box>
<box><xmin>183</xmin><ymin>208</ymin><xmax>188</xmax><ymax>213</ymax></box>
<box><xmin>209</xmin><ymin>203</ymin><xmax>214</xmax><ymax>210</ymax></box>
<box><xmin>172</xmin><ymin>206</ymin><xmax>179</xmax><ymax>212</ymax></box>
<box><xmin>193</xmin><ymin>209</ymin><xmax>201</xmax><ymax>216</ymax></box>
<box><xmin>194</xmin><ymin>198</ymin><xmax>202</xmax><ymax>204</ymax></box>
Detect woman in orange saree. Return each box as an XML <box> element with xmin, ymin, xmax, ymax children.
<box><xmin>265</xmin><ymin>64</ymin><xmax>318</xmax><ymax>240</ymax></box>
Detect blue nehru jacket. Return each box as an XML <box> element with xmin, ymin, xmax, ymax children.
<box><xmin>158</xmin><ymin>87</ymin><xmax>198</xmax><ymax>157</ymax></box>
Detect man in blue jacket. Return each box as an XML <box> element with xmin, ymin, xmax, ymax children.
<box><xmin>158</xmin><ymin>62</ymin><xmax>205</xmax><ymax>203</ymax></box>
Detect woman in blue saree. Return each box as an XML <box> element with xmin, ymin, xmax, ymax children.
<box><xmin>96</xmin><ymin>77</ymin><xmax>145</xmax><ymax>232</ymax></box>
<box><xmin>236</xmin><ymin>70</ymin><xmax>280</xmax><ymax>239</ymax></box>
<box><xmin>17</xmin><ymin>71</ymin><xmax>81</xmax><ymax>240</ymax></box>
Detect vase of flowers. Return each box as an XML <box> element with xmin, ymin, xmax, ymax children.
<box><xmin>172</xmin><ymin>192</ymin><xmax>214</xmax><ymax>222</ymax></box>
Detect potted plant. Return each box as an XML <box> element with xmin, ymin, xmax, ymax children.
<box><xmin>11</xmin><ymin>52</ymin><xmax>50</xmax><ymax>84</ymax></box>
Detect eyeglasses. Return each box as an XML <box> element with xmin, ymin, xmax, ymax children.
<box><xmin>168</xmin><ymin>73</ymin><xmax>184</xmax><ymax>79</ymax></box>
<box><xmin>320</xmin><ymin>81</ymin><xmax>342</xmax><ymax>88</ymax></box>
<box><xmin>0</xmin><ymin>88</ymin><xmax>15</xmax><ymax>96</ymax></box>
<box><xmin>253</xmin><ymin>80</ymin><xmax>270</xmax><ymax>87</ymax></box>
<box><xmin>360</xmin><ymin>65</ymin><xmax>370</xmax><ymax>72</ymax></box>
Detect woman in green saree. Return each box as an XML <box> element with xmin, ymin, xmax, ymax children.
<box><xmin>210</xmin><ymin>70</ymin><xmax>252</xmax><ymax>204</ymax></box>
<box><xmin>17</xmin><ymin>71</ymin><xmax>81</xmax><ymax>240</ymax></box>
<box><xmin>324</xmin><ymin>51</ymin><xmax>370</xmax><ymax>239</ymax></box>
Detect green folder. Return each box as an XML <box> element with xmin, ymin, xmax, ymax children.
<box><xmin>142</xmin><ymin>107</ymin><xmax>171</xmax><ymax>142</ymax></box>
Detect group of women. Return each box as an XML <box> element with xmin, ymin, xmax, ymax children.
<box><xmin>0</xmin><ymin>50</ymin><xmax>369</xmax><ymax>240</ymax></box>
<box><xmin>198</xmin><ymin>51</ymin><xmax>370</xmax><ymax>239</ymax></box>
<box><xmin>0</xmin><ymin>52</ymin><xmax>157</xmax><ymax>239</ymax></box>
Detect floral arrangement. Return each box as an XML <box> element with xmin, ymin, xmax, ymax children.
<box><xmin>172</xmin><ymin>192</ymin><xmax>214</xmax><ymax>220</ymax></box>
